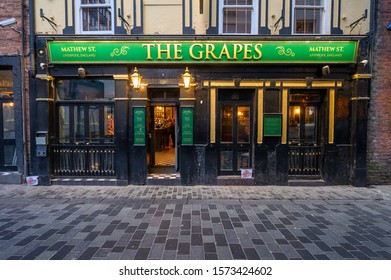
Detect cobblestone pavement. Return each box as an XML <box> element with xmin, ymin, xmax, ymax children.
<box><xmin>0</xmin><ymin>184</ymin><xmax>390</xmax><ymax>260</ymax></box>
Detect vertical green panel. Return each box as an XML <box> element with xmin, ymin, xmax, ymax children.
<box><xmin>181</xmin><ymin>107</ymin><xmax>193</xmax><ymax>145</ymax></box>
<box><xmin>134</xmin><ymin>107</ymin><xmax>146</xmax><ymax>145</ymax></box>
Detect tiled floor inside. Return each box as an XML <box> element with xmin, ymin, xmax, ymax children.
<box><xmin>154</xmin><ymin>148</ymin><xmax>175</xmax><ymax>166</ymax></box>
<box><xmin>148</xmin><ymin>148</ymin><xmax>179</xmax><ymax>180</ymax></box>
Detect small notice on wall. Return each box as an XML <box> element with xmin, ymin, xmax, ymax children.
<box><xmin>264</xmin><ymin>114</ymin><xmax>282</xmax><ymax>136</ymax></box>
<box><xmin>134</xmin><ymin>107</ymin><xmax>146</xmax><ymax>145</ymax></box>
<box><xmin>181</xmin><ymin>107</ymin><xmax>194</xmax><ymax>145</ymax></box>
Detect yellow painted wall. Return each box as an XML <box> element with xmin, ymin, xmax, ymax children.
<box><xmin>269</xmin><ymin>0</ymin><xmax>284</xmax><ymax>35</ymax></box>
<box><xmin>118</xmin><ymin>0</ymin><xmax>134</xmax><ymax>33</ymax></box>
<box><xmin>143</xmin><ymin>0</ymin><xmax>182</xmax><ymax>34</ymax></box>
<box><xmin>34</xmin><ymin>0</ymin><xmax>371</xmax><ymax>36</ymax></box>
<box><xmin>340</xmin><ymin>0</ymin><xmax>371</xmax><ymax>34</ymax></box>
<box><xmin>192</xmin><ymin>0</ymin><xmax>209</xmax><ymax>34</ymax></box>
<box><xmin>35</xmin><ymin>0</ymin><xmax>66</xmax><ymax>34</ymax></box>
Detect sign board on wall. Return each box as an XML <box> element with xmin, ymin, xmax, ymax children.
<box><xmin>181</xmin><ymin>107</ymin><xmax>194</xmax><ymax>145</ymax></box>
<box><xmin>47</xmin><ymin>40</ymin><xmax>358</xmax><ymax>64</ymax></box>
<box><xmin>133</xmin><ymin>107</ymin><xmax>146</xmax><ymax>145</ymax></box>
<box><xmin>264</xmin><ymin>114</ymin><xmax>282</xmax><ymax>136</ymax></box>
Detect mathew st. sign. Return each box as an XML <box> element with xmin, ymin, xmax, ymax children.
<box><xmin>47</xmin><ymin>40</ymin><xmax>358</xmax><ymax>64</ymax></box>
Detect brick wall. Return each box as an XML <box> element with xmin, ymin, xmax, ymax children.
<box><xmin>368</xmin><ymin>0</ymin><xmax>391</xmax><ymax>184</ymax></box>
<box><xmin>0</xmin><ymin>0</ymin><xmax>25</xmax><ymax>54</ymax></box>
<box><xmin>0</xmin><ymin>0</ymin><xmax>30</xmax><ymax>178</ymax></box>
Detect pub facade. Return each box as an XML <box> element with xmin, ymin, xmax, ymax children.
<box><xmin>29</xmin><ymin>0</ymin><xmax>373</xmax><ymax>187</ymax></box>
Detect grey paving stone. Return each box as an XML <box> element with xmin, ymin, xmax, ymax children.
<box><xmin>190</xmin><ymin>245</ymin><xmax>204</xmax><ymax>260</ymax></box>
<box><xmin>1</xmin><ymin>184</ymin><xmax>391</xmax><ymax>260</ymax></box>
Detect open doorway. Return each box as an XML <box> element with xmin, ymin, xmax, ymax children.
<box><xmin>153</xmin><ymin>105</ymin><xmax>176</xmax><ymax>165</ymax></box>
<box><xmin>148</xmin><ymin>104</ymin><xmax>179</xmax><ymax>175</ymax></box>
<box><xmin>147</xmin><ymin>88</ymin><xmax>180</xmax><ymax>177</ymax></box>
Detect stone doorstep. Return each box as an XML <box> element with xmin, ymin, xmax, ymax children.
<box><xmin>217</xmin><ymin>176</ymin><xmax>255</xmax><ymax>186</ymax></box>
<box><xmin>0</xmin><ymin>172</ymin><xmax>23</xmax><ymax>184</ymax></box>
<box><xmin>288</xmin><ymin>179</ymin><xmax>326</xmax><ymax>187</ymax></box>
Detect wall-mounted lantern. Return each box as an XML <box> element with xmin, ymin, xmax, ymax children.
<box><xmin>182</xmin><ymin>67</ymin><xmax>192</xmax><ymax>89</ymax></box>
<box><xmin>131</xmin><ymin>67</ymin><xmax>142</xmax><ymax>89</ymax></box>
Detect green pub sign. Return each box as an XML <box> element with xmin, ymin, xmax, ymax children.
<box><xmin>47</xmin><ymin>40</ymin><xmax>358</xmax><ymax>64</ymax></box>
<box><xmin>181</xmin><ymin>107</ymin><xmax>194</xmax><ymax>145</ymax></box>
<box><xmin>133</xmin><ymin>107</ymin><xmax>146</xmax><ymax>145</ymax></box>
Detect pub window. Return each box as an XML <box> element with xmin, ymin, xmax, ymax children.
<box><xmin>0</xmin><ymin>69</ymin><xmax>17</xmax><ymax>170</ymax></box>
<box><xmin>293</xmin><ymin>0</ymin><xmax>330</xmax><ymax>34</ymax></box>
<box><xmin>219</xmin><ymin>0</ymin><xmax>258</xmax><ymax>34</ymax></box>
<box><xmin>56</xmin><ymin>79</ymin><xmax>115</xmax><ymax>144</ymax></box>
<box><xmin>75</xmin><ymin>0</ymin><xmax>114</xmax><ymax>34</ymax></box>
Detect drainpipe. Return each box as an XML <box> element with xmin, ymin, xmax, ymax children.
<box><xmin>28</xmin><ymin>0</ymin><xmax>36</xmax><ymax>79</ymax></box>
<box><xmin>26</xmin><ymin>0</ymin><xmax>36</xmax><ymax>176</ymax></box>
<box><xmin>21</xmin><ymin>0</ymin><xmax>28</xmax><ymax>177</ymax></box>
<box><xmin>369</xmin><ymin>0</ymin><xmax>376</xmax><ymax>73</ymax></box>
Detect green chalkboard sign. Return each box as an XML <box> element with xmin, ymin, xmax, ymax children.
<box><xmin>181</xmin><ymin>107</ymin><xmax>194</xmax><ymax>145</ymax></box>
<box><xmin>134</xmin><ymin>107</ymin><xmax>146</xmax><ymax>145</ymax></box>
<box><xmin>264</xmin><ymin>114</ymin><xmax>282</xmax><ymax>136</ymax></box>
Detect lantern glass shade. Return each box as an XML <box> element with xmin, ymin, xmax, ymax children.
<box><xmin>183</xmin><ymin>67</ymin><xmax>191</xmax><ymax>89</ymax></box>
<box><xmin>131</xmin><ymin>67</ymin><xmax>141</xmax><ymax>89</ymax></box>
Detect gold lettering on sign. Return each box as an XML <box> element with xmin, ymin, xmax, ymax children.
<box><xmin>142</xmin><ymin>42</ymin><xmax>265</xmax><ymax>61</ymax></box>
<box><xmin>142</xmin><ymin>44</ymin><xmax>155</xmax><ymax>60</ymax></box>
<box><xmin>189</xmin><ymin>44</ymin><xmax>203</xmax><ymax>60</ymax></box>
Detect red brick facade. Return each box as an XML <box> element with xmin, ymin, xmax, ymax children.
<box><xmin>0</xmin><ymin>0</ymin><xmax>25</xmax><ymax>54</ymax></box>
<box><xmin>368</xmin><ymin>0</ymin><xmax>391</xmax><ymax>184</ymax></box>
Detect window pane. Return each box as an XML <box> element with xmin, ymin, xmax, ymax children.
<box><xmin>0</xmin><ymin>70</ymin><xmax>13</xmax><ymax>98</ymax></box>
<box><xmin>89</xmin><ymin>107</ymin><xmax>100</xmax><ymax>142</ymax></box>
<box><xmin>3</xmin><ymin>144</ymin><xmax>16</xmax><ymax>166</ymax></box>
<box><xmin>82</xmin><ymin>0</ymin><xmax>111</xmax><ymax>4</ymax></box>
<box><xmin>223</xmin><ymin>8</ymin><xmax>252</xmax><ymax>33</ymax></box>
<box><xmin>104</xmin><ymin>105</ymin><xmax>114</xmax><ymax>140</ymax></box>
<box><xmin>57</xmin><ymin>80</ymin><xmax>115</xmax><ymax>101</ymax></box>
<box><xmin>221</xmin><ymin>106</ymin><xmax>233</xmax><ymax>142</ymax></box>
<box><xmin>74</xmin><ymin>106</ymin><xmax>85</xmax><ymax>142</ymax></box>
<box><xmin>2</xmin><ymin>102</ymin><xmax>15</xmax><ymax>139</ymax></box>
<box><xmin>220</xmin><ymin>150</ymin><xmax>233</xmax><ymax>171</ymax></box>
<box><xmin>59</xmin><ymin>106</ymin><xmax>70</xmax><ymax>143</ymax></box>
<box><xmin>225</xmin><ymin>0</ymin><xmax>253</xmax><ymax>4</ymax></box>
<box><xmin>238</xmin><ymin>150</ymin><xmax>250</xmax><ymax>168</ymax></box>
<box><xmin>295</xmin><ymin>8</ymin><xmax>322</xmax><ymax>33</ymax></box>
<box><xmin>296</xmin><ymin>0</ymin><xmax>322</xmax><ymax>5</ymax></box>
<box><xmin>304</xmin><ymin>106</ymin><xmax>316</xmax><ymax>140</ymax></box>
<box><xmin>82</xmin><ymin>7</ymin><xmax>111</xmax><ymax>32</ymax></box>
<box><xmin>289</xmin><ymin>106</ymin><xmax>301</xmax><ymax>140</ymax></box>
<box><xmin>237</xmin><ymin>106</ymin><xmax>250</xmax><ymax>143</ymax></box>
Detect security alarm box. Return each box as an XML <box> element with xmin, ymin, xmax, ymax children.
<box><xmin>35</xmin><ymin>131</ymin><xmax>48</xmax><ymax>145</ymax></box>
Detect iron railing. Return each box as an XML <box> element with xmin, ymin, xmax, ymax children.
<box><xmin>52</xmin><ymin>144</ymin><xmax>115</xmax><ymax>176</ymax></box>
<box><xmin>288</xmin><ymin>145</ymin><xmax>322</xmax><ymax>176</ymax></box>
